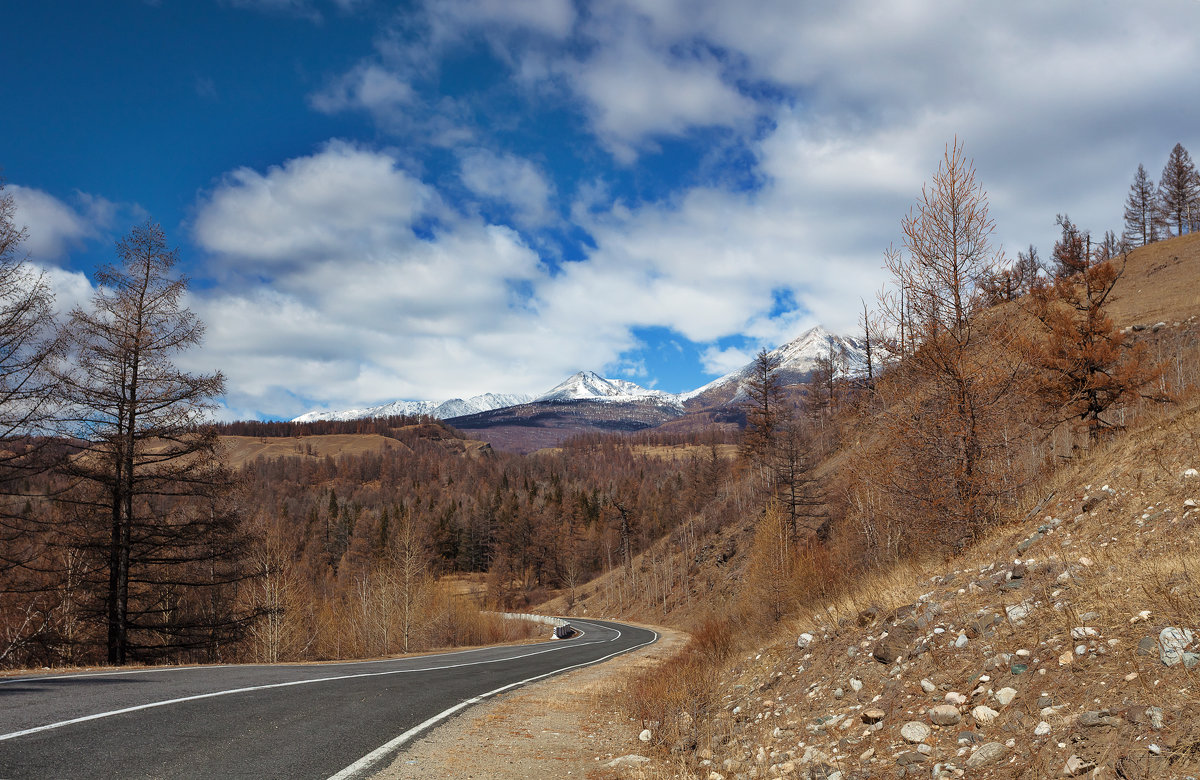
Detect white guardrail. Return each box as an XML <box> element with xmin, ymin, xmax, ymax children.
<box><xmin>491</xmin><ymin>612</ymin><xmax>575</xmax><ymax>639</ymax></box>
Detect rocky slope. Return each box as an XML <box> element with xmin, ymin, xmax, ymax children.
<box><xmin>594</xmin><ymin>391</ymin><xmax>1200</xmax><ymax>780</ymax></box>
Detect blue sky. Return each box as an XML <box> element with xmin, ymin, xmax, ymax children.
<box><xmin>4</xmin><ymin>0</ymin><xmax>1200</xmax><ymax>420</ymax></box>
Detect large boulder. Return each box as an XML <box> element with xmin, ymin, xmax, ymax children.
<box><xmin>872</xmin><ymin>619</ymin><xmax>918</xmax><ymax>664</ymax></box>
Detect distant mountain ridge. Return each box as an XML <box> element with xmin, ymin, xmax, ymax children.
<box><xmin>291</xmin><ymin>325</ymin><xmax>863</xmax><ymax>424</ymax></box>
<box><xmin>292</xmin><ymin>392</ymin><xmax>534</xmax><ymax>423</ymax></box>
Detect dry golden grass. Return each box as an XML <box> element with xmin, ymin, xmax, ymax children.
<box><xmin>601</xmin><ymin>393</ymin><xmax>1200</xmax><ymax>778</ymax></box>
<box><xmin>217</xmin><ymin>433</ymin><xmax>409</xmax><ymax>469</ymax></box>
<box><xmin>1107</xmin><ymin>231</ymin><xmax>1200</xmax><ymax>328</ymax></box>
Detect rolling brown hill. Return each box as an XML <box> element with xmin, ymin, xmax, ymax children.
<box><xmin>1108</xmin><ymin>231</ymin><xmax>1200</xmax><ymax>327</ymax></box>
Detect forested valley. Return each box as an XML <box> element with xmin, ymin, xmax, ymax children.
<box><xmin>2</xmin><ymin>139</ymin><xmax>1199</xmax><ymax>681</ymax></box>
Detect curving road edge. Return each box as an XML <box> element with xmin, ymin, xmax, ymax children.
<box><xmin>0</xmin><ymin>618</ymin><xmax>658</xmax><ymax>780</ymax></box>
<box><xmin>329</xmin><ymin>618</ymin><xmax>659</xmax><ymax>780</ymax></box>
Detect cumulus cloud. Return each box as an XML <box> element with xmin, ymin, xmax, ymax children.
<box><xmin>203</xmin><ymin>0</ymin><xmax>1200</xmax><ymax>413</ymax></box>
<box><xmin>189</xmin><ymin>144</ymin><xmax>633</xmax><ymax>417</ymax></box>
<box><xmin>565</xmin><ymin>36</ymin><xmax>756</xmax><ymax>162</ymax></box>
<box><xmin>458</xmin><ymin>149</ymin><xmax>554</xmax><ymax>227</ymax></box>
<box><xmin>194</xmin><ymin>140</ymin><xmax>435</xmax><ymax>268</ymax></box>
<box><xmin>7</xmin><ymin>185</ymin><xmax>115</xmax><ymax>263</ymax></box>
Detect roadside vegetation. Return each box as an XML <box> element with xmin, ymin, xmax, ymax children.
<box><xmin>1</xmin><ymin>132</ymin><xmax>1198</xmax><ymax>774</ymax></box>
<box><xmin>582</xmin><ymin>141</ymin><xmax>1200</xmax><ymax>778</ymax></box>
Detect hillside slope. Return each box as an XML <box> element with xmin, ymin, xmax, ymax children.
<box><xmin>608</xmin><ymin>395</ymin><xmax>1200</xmax><ymax>780</ymax></box>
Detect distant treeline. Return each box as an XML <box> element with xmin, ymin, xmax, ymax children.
<box><xmin>212</xmin><ymin>414</ymin><xmax>447</xmax><ymax>439</ymax></box>
<box><xmin>561</xmin><ymin>428</ymin><xmax>737</xmax><ymax>449</ymax></box>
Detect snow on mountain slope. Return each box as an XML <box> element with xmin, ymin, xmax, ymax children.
<box><xmin>292</xmin><ymin>392</ymin><xmax>533</xmax><ymax>423</ymax></box>
<box><xmin>291</xmin><ymin>327</ymin><xmax>864</xmax><ymax>424</ymax></box>
<box><xmin>680</xmin><ymin>325</ymin><xmax>866</xmax><ymax>404</ymax></box>
<box><xmin>533</xmin><ymin>371</ymin><xmax>678</xmax><ymax>405</ymax></box>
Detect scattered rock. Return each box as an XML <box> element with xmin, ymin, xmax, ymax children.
<box><xmin>994</xmin><ymin>687</ymin><xmax>1018</xmax><ymax>707</ymax></box>
<box><xmin>971</xmin><ymin>705</ymin><xmax>1000</xmax><ymax>725</ymax></box>
<box><xmin>901</xmin><ymin>721</ymin><xmax>931</xmax><ymax>743</ymax></box>
<box><xmin>1062</xmin><ymin>754</ymin><xmax>1097</xmax><ymax>776</ymax></box>
<box><xmin>848</xmin><ymin>677</ymin><xmax>863</xmax><ymax>693</ymax></box>
<box><xmin>929</xmin><ymin>705</ymin><xmax>962</xmax><ymax>726</ymax></box>
<box><xmin>1071</xmin><ymin>627</ymin><xmax>1099</xmax><ymax>640</ymax></box>
<box><xmin>965</xmin><ymin>742</ymin><xmax>1007</xmax><ymax>768</ymax></box>
<box><xmin>1137</xmin><ymin>637</ymin><xmax>1158</xmax><ymax>656</ymax></box>
<box><xmin>1079</xmin><ymin>710</ymin><xmax>1123</xmax><ymax>728</ymax></box>
<box><xmin>861</xmin><ymin>708</ymin><xmax>886</xmax><ymax>724</ymax></box>
<box><xmin>872</xmin><ymin>621</ymin><xmax>917</xmax><ymax>665</ymax></box>
<box><xmin>796</xmin><ymin>633</ymin><xmax>815</xmax><ymax>649</ymax></box>
<box><xmin>1184</xmin><ymin>468</ymin><xmax>1199</xmax><ymax>479</ymax></box>
<box><xmin>895</xmin><ymin>750</ymin><xmax>927</xmax><ymax>766</ymax></box>
<box><xmin>639</xmin><ymin>728</ymin><xmax>652</xmax><ymax>742</ymax></box>
<box><xmin>1005</xmin><ymin>603</ymin><xmax>1031</xmax><ymax>623</ymax></box>
<box><xmin>1159</xmin><ymin>627</ymin><xmax>1194</xmax><ymax>667</ymax></box>
<box><xmin>608</xmin><ymin>754</ymin><xmax>651</xmax><ymax>768</ymax></box>
<box><xmin>1035</xmin><ymin>721</ymin><xmax>1051</xmax><ymax>736</ymax></box>
<box><xmin>921</xmin><ymin>679</ymin><xmax>936</xmax><ymax>694</ymax></box>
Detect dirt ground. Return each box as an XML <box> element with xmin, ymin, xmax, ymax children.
<box><xmin>371</xmin><ymin>623</ymin><xmax>686</xmax><ymax>780</ymax></box>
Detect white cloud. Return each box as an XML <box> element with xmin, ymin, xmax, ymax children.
<box><xmin>566</xmin><ymin>37</ymin><xmax>755</xmax><ymax>162</ymax></box>
<box><xmin>7</xmin><ymin>185</ymin><xmax>114</xmax><ymax>262</ymax></box>
<box><xmin>194</xmin><ymin>140</ymin><xmax>435</xmax><ymax>267</ymax></box>
<box><xmin>700</xmin><ymin>345</ymin><xmax>752</xmax><ymax>377</ymax></box>
<box><xmin>198</xmin><ymin>0</ymin><xmax>1200</xmax><ymax>411</ymax></box>
<box><xmin>428</xmin><ymin>0</ymin><xmax>576</xmax><ymax>41</ymax></box>
<box><xmin>189</xmin><ymin>144</ymin><xmax>637</xmax><ymax>417</ymax></box>
<box><xmin>309</xmin><ymin>64</ymin><xmax>414</xmax><ymax>117</ymax></box>
<box><xmin>458</xmin><ymin>149</ymin><xmax>554</xmax><ymax>226</ymax></box>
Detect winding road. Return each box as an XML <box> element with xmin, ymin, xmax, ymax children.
<box><xmin>0</xmin><ymin>618</ymin><xmax>656</xmax><ymax>779</ymax></box>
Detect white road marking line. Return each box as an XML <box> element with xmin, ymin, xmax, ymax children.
<box><xmin>326</xmin><ymin>624</ymin><xmax>660</xmax><ymax>780</ymax></box>
<box><xmin>0</xmin><ymin>630</ymin><xmax>582</xmax><ymax>687</ymax></box>
<box><xmin>0</xmin><ymin>630</ymin><xmax>596</xmax><ymax>743</ymax></box>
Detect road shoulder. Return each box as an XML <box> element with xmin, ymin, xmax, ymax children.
<box><xmin>370</xmin><ymin>622</ymin><xmax>686</xmax><ymax>780</ymax></box>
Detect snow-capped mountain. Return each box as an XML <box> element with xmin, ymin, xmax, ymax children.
<box><xmin>534</xmin><ymin>371</ymin><xmax>678</xmax><ymax>405</ymax></box>
<box><xmin>292</xmin><ymin>392</ymin><xmax>533</xmax><ymax>423</ymax></box>
<box><xmin>291</xmin><ymin>326</ymin><xmax>864</xmax><ymax>425</ymax></box>
<box><xmin>680</xmin><ymin>325</ymin><xmax>866</xmax><ymax>405</ymax></box>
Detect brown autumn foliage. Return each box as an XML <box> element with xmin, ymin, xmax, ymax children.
<box><xmin>1026</xmin><ymin>238</ymin><xmax>1167</xmax><ymax>440</ymax></box>
<box><xmin>872</xmin><ymin>140</ymin><xmax>1031</xmax><ymax>550</ymax></box>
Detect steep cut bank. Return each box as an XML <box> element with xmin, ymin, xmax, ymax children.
<box><xmin>603</xmin><ymin>395</ymin><xmax>1200</xmax><ymax>779</ymax></box>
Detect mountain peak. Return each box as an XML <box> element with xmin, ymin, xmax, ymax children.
<box><xmin>534</xmin><ymin>371</ymin><xmax>666</xmax><ymax>403</ymax></box>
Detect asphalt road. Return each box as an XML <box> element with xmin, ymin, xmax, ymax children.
<box><xmin>0</xmin><ymin>618</ymin><xmax>656</xmax><ymax>780</ymax></box>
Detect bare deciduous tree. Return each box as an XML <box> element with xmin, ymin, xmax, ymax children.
<box><xmin>0</xmin><ymin>178</ymin><xmax>63</xmax><ymax>573</ymax></box>
<box><xmin>54</xmin><ymin>221</ymin><xmax>249</xmax><ymax>665</ymax></box>
<box><xmin>1123</xmin><ymin>163</ymin><xmax>1160</xmax><ymax>247</ymax></box>
<box><xmin>740</xmin><ymin>348</ymin><xmax>786</xmax><ymax>493</ymax></box>
<box><xmin>1158</xmin><ymin>143</ymin><xmax>1200</xmax><ymax>237</ymax></box>
<box><xmin>878</xmin><ymin>139</ymin><xmax>1024</xmax><ymax>541</ymax></box>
